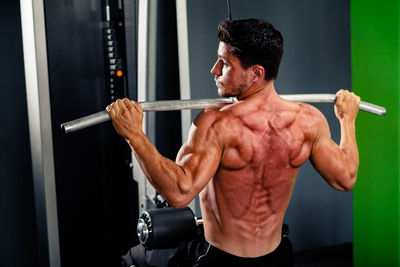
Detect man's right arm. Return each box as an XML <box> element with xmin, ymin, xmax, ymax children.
<box><xmin>309</xmin><ymin>90</ymin><xmax>360</xmax><ymax>191</ymax></box>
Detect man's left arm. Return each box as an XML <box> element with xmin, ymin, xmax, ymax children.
<box><xmin>106</xmin><ymin>98</ymin><xmax>222</xmax><ymax>208</ymax></box>
<box><xmin>309</xmin><ymin>90</ymin><xmax>360</xmax><ymax>191</ymax></box>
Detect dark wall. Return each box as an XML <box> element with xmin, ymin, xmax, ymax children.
<box><xmin>0</xmin><ymin>1</ymin><xmax>38</xmax><ymax>267</ymax></box>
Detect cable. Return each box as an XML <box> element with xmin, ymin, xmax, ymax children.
<box><xmin>226</xmin><ymin>0</ymin><xmax>232</xmax><ymax>20</ymax></box>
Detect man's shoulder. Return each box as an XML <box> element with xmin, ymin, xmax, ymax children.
<box><xmin>188</xmin><ymin>107</ymin><xmax>236</xmax><ymax>152</ymax></box>
<box><xmin>296</xmin><ymin>103</ymin><xmax>330</xmax><ymax>142</ymax></box>
<box><xmin>272</xmin><ymin>100</ymin><xmax>325</xmax><ymax>127</ymax></box>
<box><xmin>194</xmin><ymin>105</ymin><xmax>237</xmax><ymax>127</ymax></box>
<box><xmin>297</xmin><ymin>102</ymin><xmax>326</xmax><ymax>123</ymax></box>
<box><xmin>193</xmin><ymin>107</ymin><xmax>219</xmax><ymax>127</ymax></box>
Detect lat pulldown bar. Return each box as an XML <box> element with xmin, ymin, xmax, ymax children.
<box><xmin>60</xmin><ymin>94</ymin><xmax>386</xmax><ymax>134</ymax></box>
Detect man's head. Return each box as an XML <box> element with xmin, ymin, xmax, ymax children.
<box><xmin>217</xmin><ymin>18</ymin><xmax>283</xmax><ymax>81</ymax></box>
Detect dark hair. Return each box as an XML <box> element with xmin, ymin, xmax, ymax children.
<box><xmin>218</xmin><ymin>18</ymin><xmax>284</xmax><ymax>80</ymax></box>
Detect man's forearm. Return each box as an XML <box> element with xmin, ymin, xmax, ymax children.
<box><xmin>339</xmin><ymin>118</ymin><xmax>359</xmax><ymax>179</ymax></box>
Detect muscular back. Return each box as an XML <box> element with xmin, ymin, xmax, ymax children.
<box><xmin>199</xmin><ymin>95</ymin><xmax>317</xmax><ymax>257</ymax></box>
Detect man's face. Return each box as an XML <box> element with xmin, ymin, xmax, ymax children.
<box><xmin>210</xmin><ymin>42</ymin><xmax>253</xmax><ymax>97</ymax></box>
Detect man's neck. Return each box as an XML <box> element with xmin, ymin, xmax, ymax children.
<box><xmin>236</xmin><ymin>79</ymin><xmax>277</xmax><ymax>101</ymax></box>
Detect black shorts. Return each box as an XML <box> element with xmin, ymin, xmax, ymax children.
<box><xmin>122</xmin><ymin>236</ymin><xmax>293</xmax><ymax>267</ymax></box>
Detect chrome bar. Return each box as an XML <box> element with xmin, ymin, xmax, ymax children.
<box><xmin>281</xmin><ymin>94</ymin><xmax>337</xmax><ymax>103</ymax></box>
<box><xmin>281</xmin><ymin>94</ymin><xmax>386</xmax><ymax>116</ymax></box>
<box><xmin>61</xmin><ymin>97</ymin><xmax>235</xmax><ymax>134</ymax></box>
<box><xmin>358</xmin><ymin>102</ymin><xmax>387</xmax><ymax>116</ymax></box>
<box><xmin>61</xmin><ymin>94</ymin><xmax>386</xmax><ymax>134</ymax></box>
<box><xmin>141</xmin><ymin>97</ymin><xmax>234</xmax><ymax>111</ymax></box>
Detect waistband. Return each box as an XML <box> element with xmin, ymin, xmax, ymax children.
<box><xmin>197</xmin><ymin>236</ymin><xmax>292</xmax><ymax>266</ymax></box>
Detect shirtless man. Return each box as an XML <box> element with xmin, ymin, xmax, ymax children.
<box><xmin>109</xmin><ymin>18</ymin><xmax>360</xmax><ymax>267</ymax></box>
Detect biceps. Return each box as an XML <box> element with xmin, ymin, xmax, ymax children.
<box><xmin>176</xmin><ymin>142</ymin><xmax>190</xmax><ymax>164</ymax></box>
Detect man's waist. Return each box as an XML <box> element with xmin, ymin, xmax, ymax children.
<box><xmin>205</xmin><ymin>228</ymin><xmax>283</xmax><ymax>258</ymax></box>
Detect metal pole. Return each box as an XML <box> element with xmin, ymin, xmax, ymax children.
<box><xmin>176</xmin><ymin>0</ymin><xmax>197</xmax><ymax>214</ymax></box>
<box><xmin>279</xmin><ymin>94</ymin><xmax>386</xmax><ymax>115</ymax></box>
<box><xmin>176</xmin><ymin>0</ymin><xmax>192</xmax><ymax>145</ymax></box>
<box><xmin>61</xmin><ymin>97</ymin><xmax>235</xmax><ymax>134</ymax></box>
<box><xmin>60</xmin><ymin>94</ymin><xmax>386</xmax><ymax>134</ymax></box>
<box><xmin>20</xmin><ymin>0</ymin><xmax>61</xmax><ymax>266</ymax></box>
<box><xmin>136</xmin><ymin>0</ymin><xmax>160</xmax><ymax>214</ymax></box>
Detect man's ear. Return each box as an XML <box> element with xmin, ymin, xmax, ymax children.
<box><xmin>252</xmin><ymin>65</ymin><xmax>265</xmax><ymax>82</ymax></box>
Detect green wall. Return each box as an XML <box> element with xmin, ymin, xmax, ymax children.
<box><xmin>351</xmin><ymin>0</ymin><xmax>400</xmax><ymax>266</ymax></box>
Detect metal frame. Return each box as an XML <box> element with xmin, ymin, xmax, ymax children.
<box><xmin>134</xmin><ymin>0</ymin><xmax>158</xmax><ymax>214</ymax></box>
<box><xmin>134</xmin><ymin>0</ymin><xmax>196</xmax><ymax>214</ymax></box>
<box><xmin>20</xmin><ymin>0</ymin><xmax>61</xmax><ymax>266</ymax></box>
<box><xmin>176</xmin><ymin>0</ymin><xmax>192</xmax><ymax>143</ymax></box>
<box><xmin>135</xmin><ymin>0</ymin><xmax>222</xmax><ymax>215</ymax></box>
<box><xmin>123</xmin><ymin>0</ymin><xmax>138</xmax><ymax>99</ymax></box>
<box><xmin>176</xmin><ymin>0</ymin><xmax>198</xmax><ymax>213</ymax></box>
